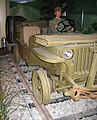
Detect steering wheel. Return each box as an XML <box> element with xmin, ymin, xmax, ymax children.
<box><xmin>57</xmin><ymin>19</ymin><xmax>75</xmax><ymax>33</ymax></box>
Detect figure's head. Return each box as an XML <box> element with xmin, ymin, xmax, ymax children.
<box><xmin>54</xmin><ymin>7</ymin><xmax>62</xmax><ymax>18</ymax></box>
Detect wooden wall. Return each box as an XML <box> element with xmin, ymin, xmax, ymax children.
<box><xmin>0</xmin><ymin>0</ymin><xmax>9</xmax><ymax>47</ymax></box>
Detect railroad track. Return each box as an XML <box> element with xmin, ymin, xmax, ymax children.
<box><xmin>9</xmin><ymin>53</ymin><xmax>54</xmax><ymax>120</ymax></box>
<box><xmin>0</xmin><ymin>53</ymin><xmax>97</xmax><ymax>120</ymax></box>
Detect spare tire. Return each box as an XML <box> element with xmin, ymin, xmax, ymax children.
<box><xmin>6</xmin><ymin>16</ymin><xmax>27</xmax><ymax>43</ymax></box>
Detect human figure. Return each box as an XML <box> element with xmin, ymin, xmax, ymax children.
<box><xmin>49</xmin><ymin>7</ymin><xmax>62</xmax><ymax>33</ymax></box>
<box><xmin>49</xmin><ymin>7</ymin><xmax>74</xmax><ymax>33</ymax></box>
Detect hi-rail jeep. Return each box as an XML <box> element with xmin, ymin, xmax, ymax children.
<box><xmin>6</xmin><ymin>16</ymin><xmax>97</xmax><ymax>105</ymax></box>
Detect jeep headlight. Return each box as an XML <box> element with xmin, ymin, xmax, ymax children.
<box><xmin>64</xmin><ymin>50</ymin><xmax>73</xmax><ymax>59</ymax></box>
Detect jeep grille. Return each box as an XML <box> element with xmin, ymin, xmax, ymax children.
<box><xmin>74</xmin><ymin>47</ymin><xmax>93</xmax><ymax>76</ymax></box>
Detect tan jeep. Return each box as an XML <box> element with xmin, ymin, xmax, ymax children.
<box><xmin>11</xmin><ymin>19</ymin><xmax>97</xmax><ymax>105</ymax></box>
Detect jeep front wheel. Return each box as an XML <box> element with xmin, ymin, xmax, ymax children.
<box><xmin>32</xmin><ymin>68</ymin><xmax>51</xmax><ymax>105</ymax></box>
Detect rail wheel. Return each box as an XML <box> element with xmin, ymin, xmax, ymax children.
<box><xmin>13</xmin><ymin>44</ymin><xmax>20</xmax><ymax>63</ymax></box>
<box><xmin>32</xmin><ymin>68</ymin><xmax>51</xmax><ymax>105</ymax></box>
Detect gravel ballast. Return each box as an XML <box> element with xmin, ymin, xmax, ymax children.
<box><xmin>0</xmin><ymin>54</ymin><xmax>97</xmax><ymax>120</ymax></box>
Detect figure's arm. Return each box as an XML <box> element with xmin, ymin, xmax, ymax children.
<box><xmin>49</xmin><ymin>20</ymin><xmax>58</xmax><ymax>33</ymax></box>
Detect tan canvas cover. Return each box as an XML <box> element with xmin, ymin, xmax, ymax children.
<box><xmin>34</xmin><ymin>34</ymin><xmax>97</xmax><ymax>47</ymax></box>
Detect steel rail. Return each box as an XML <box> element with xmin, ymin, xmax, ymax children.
<box><xmin>9</xmin><ymin>53</ymin><xmax>53</xmax><ymax>120</ymax></box>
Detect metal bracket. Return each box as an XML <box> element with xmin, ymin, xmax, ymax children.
<box><xmin>65</xmin><ymin>86</ymin><xmax>97</xmax><ymax>101</ymax></box>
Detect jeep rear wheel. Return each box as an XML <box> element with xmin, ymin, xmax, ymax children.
<box><xmin>6</xmin><ymin>16</ymin><xmax>27</xmax><ymax>43</ymax></box>
<box><xmin>13</xmin><ymin>44</ymin><xmax>20</xmax><ymax>63</ymax></box>
<box><xmin>6</xmin><ymin>16</ymin><xmax>15</xmax><ymax>43</ymax></box>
